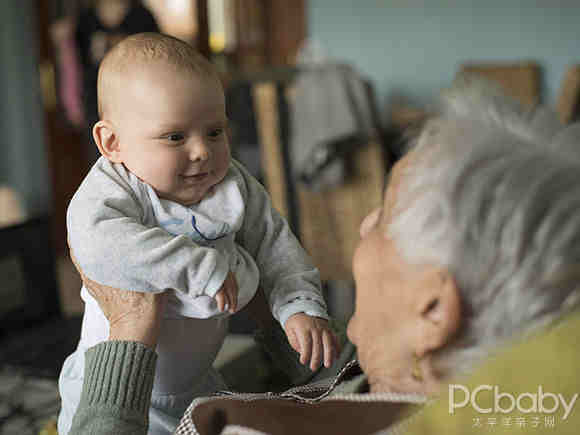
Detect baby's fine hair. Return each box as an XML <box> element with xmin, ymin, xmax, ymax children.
<box><xmin>97</xmin><ymin>32</ymin><xmax>220</xmax><ymax>118</ymax></box>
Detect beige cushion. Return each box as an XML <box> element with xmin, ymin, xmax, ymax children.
<box><xmin>0</xmin><ymin>186</ymin><xmax>25</xmax><ymax>227</ymax></box>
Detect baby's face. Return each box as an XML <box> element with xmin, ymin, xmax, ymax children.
<box><xmin>113</xmin><ymin>64</ymin><xmax>230</xmax><ymax>205</ymax></box>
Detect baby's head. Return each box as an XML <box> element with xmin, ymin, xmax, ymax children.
<box><xmin>94</xmin><ymin>32</ymin><xmax>230</xmax><ymax>205</ymax></box>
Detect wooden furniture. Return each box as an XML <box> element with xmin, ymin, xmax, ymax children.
<box><xmin>457</xmin><ymin>61</ymin><xmax>541</xmax><ymax>108</ymax></box>
<box><xmin>0</xmin><ymin>217</ymin><xmax>84</xmax><ymax>378</ymax></box>
<box><xmin>556</xmin><ymin>65</ymin><xmax>580</xmax><ymax>124</ymax></box>
<box><xmin>253</xmin><ymin>82</ymin><xmax>388</xmax><ymax>281</ymax></box>
<box><xmin>0</xmin><ymin>217</ymin><xmax>60</xmax><ymax>335</ymax></box>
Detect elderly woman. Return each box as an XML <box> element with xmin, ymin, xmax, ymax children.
<box><xmin>68</xmin><ymin>82</ymin><xmax>580</xmax><ymax>434</ymax></box>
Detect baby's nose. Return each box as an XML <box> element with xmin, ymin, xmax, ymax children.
<box><xmin>189</xmin><ymin>140</ymin><xmax>210</xmax><ymax>161</ymax></box>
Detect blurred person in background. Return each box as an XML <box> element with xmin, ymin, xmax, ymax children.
<box><xmin>52</xmin><ymin>0</ymin><xmax>159</xmax><ymax>162</ymax></box>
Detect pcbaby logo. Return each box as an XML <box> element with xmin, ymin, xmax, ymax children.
<box><xmin>449</xmin><ymin>385</ymin><xmax>579</xmax><ymax>420</ymax></box>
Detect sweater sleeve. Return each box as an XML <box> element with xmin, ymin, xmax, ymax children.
<box><xmin>232</xmin><ymin>160</ymin><xmax>329</xmax><ymax>326</ymax></box>
<box><xmin>68</xmin><ymin>159</ymin><xmax>229</xmax><ymax>298</ymax></box>
<box><xmin>68</xmin><ymin>341</ymin><xmax>157</xmax><ymax>435</ymax></box>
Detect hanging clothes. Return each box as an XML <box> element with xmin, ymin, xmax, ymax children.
<box><xmin>289</xmin><ymin>64</ymin><xmax>378</xmax><ymax>192</ymax></box>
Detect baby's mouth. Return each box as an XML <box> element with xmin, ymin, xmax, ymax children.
<box><xmin>181</xmin><ymin>172</ymin><xmax>209</xmax><ymax>182</ymax></box>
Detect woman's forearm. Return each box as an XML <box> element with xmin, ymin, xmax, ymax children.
<box><xmin>68</xmin><ymin>341</ymin><xmax>157</xmax><ymax>435</ymax></box>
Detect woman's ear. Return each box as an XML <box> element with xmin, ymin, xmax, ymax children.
<box><xmin>93</xmin><ymin>120</ymin><xmax>122</xmax><ymax>163</ymax></box>
<box><xmin>414</xmin><ymin>268</ymin><xmax>462</xmax><ymax>358</ymax></box>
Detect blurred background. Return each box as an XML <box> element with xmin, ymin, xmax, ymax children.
<box><xmin>1</xmin><ymin>1</ymin><xmax>579</xmax><ymax>433</ymax></box>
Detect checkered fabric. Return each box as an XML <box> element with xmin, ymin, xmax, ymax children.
<box><xmin>174</xmin><ymin>359</ymin><xmax>427</xmax><ymax>435</ymax></box>
<box><xmin>174</xmin><ymin>361</ymin><xmax>366</xmax><ymax>434</ymax></box>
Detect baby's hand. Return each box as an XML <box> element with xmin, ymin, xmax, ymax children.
<box><xmin>284</xmin><ymin>313</ymin><xmax>340</xmax><ymax>371</ymax></box>
<box><xmin>215</xmin><ymin>271</ymin><xmax>238</xmax><ymax>313</ymax></box>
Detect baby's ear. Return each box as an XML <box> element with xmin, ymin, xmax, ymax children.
<box><xmin>93</xmin><ymin>120</ymin><xmax>122</xmax><ymax>163</ymax></box>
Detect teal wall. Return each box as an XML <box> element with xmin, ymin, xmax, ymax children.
<box><xmin>1</xmin><ymin>1</ymin><xmax>51</xmax><ymax>217</ymax></box>
<box><xmin>308</xmin><ymin>1</ymin><xmax>580</xmax><ymax>113</ymax></box>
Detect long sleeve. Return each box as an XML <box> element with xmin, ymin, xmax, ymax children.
<box><xmin>68</xmin><ymin>341</ymin><xmax>157</xmax><ymax>435</ymax></box>
<box><xmin>68</xmin><ymin>158</ymin><xmax>229</xmax><ymax>298</ymax></box>
<box><xmin>232</xmin><ymin>160</ymin><xmax>329</xmax><ymax>326</ymax></box>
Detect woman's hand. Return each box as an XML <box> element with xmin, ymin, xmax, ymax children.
<box><xmin>70</xmin><ymin>252</ymin><xmax>166</xmax><ymax>349</ymax></box>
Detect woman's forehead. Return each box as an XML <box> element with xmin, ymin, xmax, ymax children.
<box><xmin>382</xmin><ymin>158</ymin><xmax>405</xmax><ymax>213</ymax></box>
<box><xmin>380</xmin><ymin>149</ymin><xmax>423</xmax><ymax>230</ymax></box>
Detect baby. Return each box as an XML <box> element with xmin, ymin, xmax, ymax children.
<box><xmin>58</xmin><ymin>33</ymin><xmax>338</xmax><ymax>435</ymax></box>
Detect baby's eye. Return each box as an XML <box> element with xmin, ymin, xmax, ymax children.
<box><xmin>207</xmin><ymin>128</ymin><xmax>224</xmax><ymax>140</ymax></box>
<box><xmin>166</xmin><ymin>133</ymin><xmax>185</xmax><ymax>142</ymax></box>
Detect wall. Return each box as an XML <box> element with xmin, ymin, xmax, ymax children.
<box><xmin>308</xmin><ymin>1</ymin><xmax>580</xmax><ymax>114</ymax></box>
<box><xmin>0</xmin><ymin>1</ymin><xmax>51</xmax><ymax>218</ymax></box>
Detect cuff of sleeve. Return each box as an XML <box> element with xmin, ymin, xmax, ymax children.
<box><xmin>80</xmin><ymin>341</ymin><xmax>157</xmax><ymax>415</ymax></box>
<box><xmin>277</xmin><ymin>299</ymin><xmax>330</xmax><ymax>328</ymax></box>
<box><xmin>202</xmin><ymin>255</ymin><xmax>230</xmax><ymax>297</ymax></box>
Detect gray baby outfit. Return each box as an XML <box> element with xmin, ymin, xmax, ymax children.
<box><xmin>58</xmin><ymin>157</ymin><xmax>328</xmax><ymax>435</ymax></box>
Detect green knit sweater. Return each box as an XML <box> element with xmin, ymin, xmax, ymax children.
<box><xmin>68</xmin><ymin>341</ymin><xmax>157</xmax><ymax>435</ymax></box>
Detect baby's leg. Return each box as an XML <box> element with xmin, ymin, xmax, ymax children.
<box><xmin>237</xmin><ymin>286</ymin><xmax>277</xmax><ymax>330</ymax></box>
<box><xmin>149</xmin><ymin>368</ymin><xmax>227</xmax><ymax>435</ymax></box>
<box><xmin>57</xmin><ymin>351</ymin><xmax>85</xmax><ymax>435</ymax></box>
<box><xmin>240</xmin><ymin>287</ymin><xmax>314</xmax><ymax>386</ymax></box>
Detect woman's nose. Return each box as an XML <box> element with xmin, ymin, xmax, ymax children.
<box><xmin>346</xmin><ymin>316</ymin><xmax>358</xmax><ymax>345</ymax></box>
<box><xmin>359</xmin><ymin>207</ymin><xmax>381</xmax><ymax>238</ymax></box>
<box><xmin>188</xmin><ymin>140</ymin><xmax>210</xmax><ymax>162</ymax></box>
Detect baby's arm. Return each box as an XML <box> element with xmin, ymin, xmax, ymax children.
<box><xmin>214</xmin><ymin>271</ymin><xmax>238</xmax><ymax>313</ymax></box>
<box><xmin>68</xmin><ymin>161</ymin><xmax>229</xmax><ymax>299</ymax></box>
<box><xmin>233</xmin><ymin>160</ymin><xmax>340</xmax><ymax>369</ymax></box>
<box><xmin>232</xmin><ymin>160</ymin><xmax>329</xmax><ymax>325</ymax></box>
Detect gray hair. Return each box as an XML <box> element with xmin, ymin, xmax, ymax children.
<box><xmin>389</xmin><ymin>78</ymin><xmax>580</xmax><ymax>377</ymax></box>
